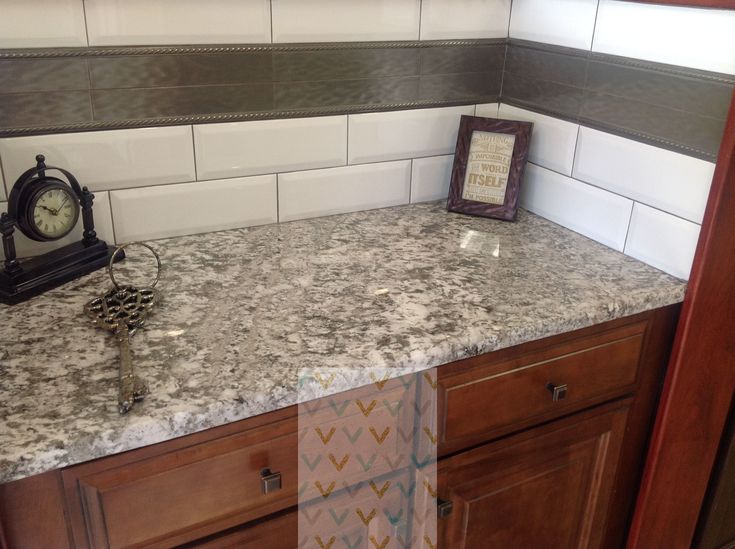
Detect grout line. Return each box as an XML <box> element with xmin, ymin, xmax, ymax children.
<box><xmin>418</xmin><ymin>0</ymin><xmax>424</xmax><ymax>41</ymax></box>
<box><xmin>590</xmin><ymin>0</ymin><xmax>602</xmax><ymax>53</ymax></box>
<box><xmin>507</xmin><ymin>0</ymin><xmax>514</xmax><ymax>38</ymax></box>
<box><xmin>107</xmin><ymin>191</ymin><xmax>118</xmax><ymax>244</ymax></box>
<box><xmin>190</xmin><ymin>125</ymin><xmax>199</xmax><ymax>180</ymax></box>
<box><xmin>499</xmin><ymin>42</ymin><xmax>508</xmax><ymax>103</ymax></box>
<box><xmin>269</xmin><ymin>0</ymin><xmax>274</xmax><ymax>44</ymax></box>
<box><xmin>500</xmin><ymin>0</ymin><xmax>513</xmax><ymax>105</ymax></box>
<box><xmin>528</xmin><ymin>161</ymin><xmax>702</xmax><ymax>226</ymax></box>
<box><xmin>408</xmin><ymin>159</ymin><xmax>413</xmax><ymax>203</ymax></box>
<box><xmin>90</xmin><ymin>155</ymin><xmax>451</xmax><ymax>197</ymax></box>
<box><xmin>81</xmin><ymin>0</ymin><xmax>91</xmax><ymax>47</ymax></box>
<box><xmin>570</xmin><ymin>125</ymin><xmax>582</xmax><ymax>177</ymax></box>
<box><xmin>80</xmin><ymin>0</ymin><xmax>95</xmax><ymax>122</ymax></box>
<box><xmin>345</xmin><ymin>115</ymin><xmax>350</xmax><ymax>165</ymax></box>
<box><xmin>622</xmin><ymin>200</ymin><xmax>635</xmax><ymax>253</ymax></box>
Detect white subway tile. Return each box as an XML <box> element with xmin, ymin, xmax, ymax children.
<box><xmin>348</xmin><ymin>106</ymin><xmax>474</xmax><ymax>165</ymax></box>
<box><xmin>0</xmin><ymin>192</ymin><xmax>115</xmax><ymax>260</ymax></box>
<box><xmin>625</xmin><ymin>203</ymin><xmax>700</xmax><ymax>280</ymax></box>
<box><xmin>85</xmin><ymin>0</ymin><xmax>271</xmax><ymax>46</ymax></box>
<box><xmin>509</xmin><ymin>0</ymin><xmax>599</xmax><ymax>50</ymax></box>
<box><xmin>572</xmin><ymin>127</ymin><xmax>714</xmax><ymax>224</ymax></box>
<box><xmin>272</xmin><ymin>0</ymin><xmax>420</xmax><ymax>42</ymax></box>
<box><xmin>420</xmin><ymin>0</ymin><xmax>511</xmax><ymax>40</ymax></box>
<box><xmin>194</xmin><ymin>117</ymin><xmax>347</xmax><ymax>181</ymax></box>
<box><xmin>0</xmin><ymin>127</ymin><xmax>196</xmax><ymax>193</ymax></box>
<box><xmin>110</xmin><ymin>176</ymin><xmax>276</xmax><ymax>242</ymax></box>
<box><xmin>0</xmin><ymin>0</ymin><xmax>87</xmax><ymax>48</ymax></box>
<box><xmin>279</xmin><ymin>161</ymin><xmax>411</xmax><ymax>222</ymax></box>
<box><xmin>475</xmin><ymin>103</ymin><xmax>500</xmax><ymax>118</ymax></box>
<box><xmin>499</xmin><ymin>104</ymin><xmax>579</xmax><ymax>176</ymax></box>
<box><xmin>521</xmin><ymin>163</ymin><xmax>633</xmax><ymax>251</ymax></box>
<box><xmin>411</xmin><ymin>155</ymin><xmax>453</xmax><ymax>203</ymax></box>
<box><xmin>593</xmin><ymin>1</ymin><xmax>735</xmax><ymax>75</ymax></box>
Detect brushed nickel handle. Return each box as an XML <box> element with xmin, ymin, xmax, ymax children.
<box><xmin>261</xmin><ymin>468</ymin><xmax>282</xmax><ymax>494</ymax></box>
<box><xmin>546</xmin><ymin>382</ymin><xmax>568</xmax><ymax>402</ymax></box>
<box><xmin>437</xmin><ymin>498</ymin><xmax>454</xmax><ymax>518</ymax></box>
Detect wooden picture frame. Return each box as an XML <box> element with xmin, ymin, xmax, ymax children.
<box><xmin>447</xmin><ymin>115</ymin><xmax>533</xmax><ymax>221</ymax></box>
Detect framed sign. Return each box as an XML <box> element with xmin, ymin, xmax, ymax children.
<box><xmin>447</xmin><ymin>115</ymin><xmax>533</xmax><ymax>221</ymax></box>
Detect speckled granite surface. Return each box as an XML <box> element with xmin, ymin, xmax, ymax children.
<box><xmin>0</xmin><ymin>202</ymin><xmax>687</xmax><ymax>483</ymax></box>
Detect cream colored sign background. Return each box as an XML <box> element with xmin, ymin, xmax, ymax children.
<box><xmin>462</xmin><ymin>131</ymin><xmax>516</xmax><ymax>205</ymax></box>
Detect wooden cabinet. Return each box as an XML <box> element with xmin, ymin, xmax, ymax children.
<box><xmin>0</xmin><ymin>306</ymin><xmax>679</xmax><ymax>549</ymax></box>
<box><xmin>61</xmin><ymin>416</ymin><xmax>298</xmax><ymax>548</ymax></box>
<box><xmin>695</xmin><ymin>404</ymin><xmax>735</xmax><ymax>549</ymax></box>
<box><xmin>438</xmin><ymin>402</ymin><xmax>630</xmax><ymax>549</ymax></box>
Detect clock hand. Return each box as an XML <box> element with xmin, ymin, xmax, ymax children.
<box><xmin>38</xmin><ymin>205</ymin><xmax>55</xmax><ymax>214</ymax></box>
<box><xmin>57</xmin><ymin>195</ymin><xmax>70</xmax><ymax>213</ymax></box>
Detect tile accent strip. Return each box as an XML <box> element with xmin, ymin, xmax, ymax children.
<box><xmin>0</xmin><ymin>38</ymin><xmax>731</xmax><ymax>161</ymax></box>
<box><xmin>503</xmin><ymin>39</ymin><xmax>734</xmax><ymax>161</ymax></box>
<box><xmin>0</xmin><ymin>39</ymin><xmax>504</xmax><ymax>137</ymax></box>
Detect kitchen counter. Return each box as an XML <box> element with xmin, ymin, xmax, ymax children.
<box><xmin>0</xmin><ymin>202</ymin><xmax>687</xmax><ymax>483</ymax></box>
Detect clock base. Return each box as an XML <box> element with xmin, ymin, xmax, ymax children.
<box><xmin>0</xmin><ymin>240</ymin><xmax>122</xmax><ymax>305</ymax></box>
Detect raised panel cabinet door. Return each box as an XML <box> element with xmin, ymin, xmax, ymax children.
<box><xmin>438</xmin><ymin>402</ymin><xmax>630</xmax><ymax>549</ymax></box>
<box><xmin>180</xmin><ymin>510</ymin><xmax>297</xmax><ymax>549</ymax></box>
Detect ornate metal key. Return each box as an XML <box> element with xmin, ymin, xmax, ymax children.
<box><xmin>84</xmin><ymin>243</ymin><xmax>161</xmax><ymax>414</ymax></box>
<box><xmin>85</xmin><ymin>285</ymin><xmax>158</xmax><ymax>413</ymax></box>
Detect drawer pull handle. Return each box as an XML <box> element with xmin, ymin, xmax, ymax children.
<box><xmin>546</xmin><ymin>383</ymin><xmax>568</xmax><ymax>402</ymax></box>
<box><xmin>261</xmin><ymin>468</ymin><xmax>282</xmax><ymax>494</ymax></box>
<box><xmin>437</xmin><ymin>499</ymin><xmax>454</xmax><ymax>518</ymax></box>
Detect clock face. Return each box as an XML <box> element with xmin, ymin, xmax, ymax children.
<box><xmin>29</xmin><ymin>184</ymin><xmax>80</xmax><ymax>240</ymax></box>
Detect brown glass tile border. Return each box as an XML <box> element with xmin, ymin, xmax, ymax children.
<box><xmin>0</xmin><ymin>38</ymin><xmax>732</xmax><ymax>161</ymax></box>
<box><xmin>0</xmin><ymin>39</ymin><xmax>504</xmax><ymax>138</ymax></box>
<box><xmin>502</xmin><ymin>39</ymin><xmax>735</xmax><ymax>161</ymax></box>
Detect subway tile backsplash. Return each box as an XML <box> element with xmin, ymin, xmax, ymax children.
<box><xmin>509</xmin><ymin>0</ymin><xmax>599</xmax><ymax>50</ymax></box>
<box><xmin>347</xmin><ymin>106</ymin><xmax>474</xmax><ymax>165</ymax></box>
<box><xmin>84</xmin><ymin>0</ymin><xmax>272</xmax><ymax>46</ymax></box>
<box><xmin>625</xmin><ymin>203</ymin><xmax>701</xmax><ymax>280</ymax></box>
<box><xmin>520</xmin><ymin>163</ymin><xmax>633</xmax><ymax>252</ymax></box>
<box><xmin>278</xmin><ymin>161</ymin><xmax>412</xmax><ymax>222</ymax></box>
<box><xmin>593</xmin><ymin>1</ymin><xmax>735</xmax><ymax>75</ymax></box>
<box><xmin>194</xmin><ymin>116</ymin><xmax>347</xmax><ymax>181</ymax></box>
<box><xmin>419</xmin><ymin>0</ymin><xmax>512</xmax><ymax>40</ymax></box>
<box><xmin>499</xmin><ymin>104</ymin><xmax>579</xmax><ymax>176</ymax></box>
<box><xmin>1</xmin><ymin>0</ymin><xmax>731</xmax><ymax>282</ymax></box>
<box><xmin>0</xmin><ymin>0</ymin><xmax>87</xmax><ymax>48</ymax></box>
<box><xmin>0</xmin><ymin>126</ymin><xmax>196</xmax><ymax>193</ymax></box>
<box><xmin>110</xmin><ymin>176</ymin><xmax>277</xmax><ymax>242</ymax></box>
<box><xmin>271</xmin><ymin>0</ymin><xmax>421</xmax><ymax>43</ymax></box>
<box><xmin>573</xmin><ymin>127</ymin><xmax>715</xmax><ymax>224</ymax></box>
<box><xmin>410</xmin><ymin>155</ymin><xmax>454</xmax><ymax>203</ymax></box>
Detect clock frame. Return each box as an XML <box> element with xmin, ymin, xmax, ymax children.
<box><xmin>22</xmin><ymin>179</ymin><xmax>81</xmax><ymax>242</ymax></box>
<box><xmin>0</xmin><ymin>154</ymin><xmax>120</xmax><ymax>305</ymax></box>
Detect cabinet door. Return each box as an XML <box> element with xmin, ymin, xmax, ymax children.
<box><xmin>180</xmin><ymin>510</ymin><xmax>297</xmax><ymax>549</ymax></box>
<box><xmin>438</xmin><ymin>403</ymin><xmax>630</xmax><ymax>549</ymax></box>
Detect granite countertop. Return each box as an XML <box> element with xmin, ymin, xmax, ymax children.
<box><xmin>0</xmin><ymin>202</ymin><xmax>687</xmax><ymax>483</ymax></box>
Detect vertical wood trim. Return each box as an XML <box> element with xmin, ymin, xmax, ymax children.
<box><xmin>627</xmin><ymin>88</ymin><xmax>735</xmax><ymax>546</ymax></box>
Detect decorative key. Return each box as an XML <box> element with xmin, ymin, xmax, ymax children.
<box><xmin>85</xmin><ymin>243</ymin><xmax>161</xmax><ymax>414</ymax></box>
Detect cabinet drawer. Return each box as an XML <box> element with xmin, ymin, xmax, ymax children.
<box><xmin>63</xmin><ymin>418</ymin><xmax>297</xmax><ymax>549</ymax></box>
<box><xmin>439</xmin><ymin>321</ymin><xmax>646</xmax><ymax>449</ymax></box>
